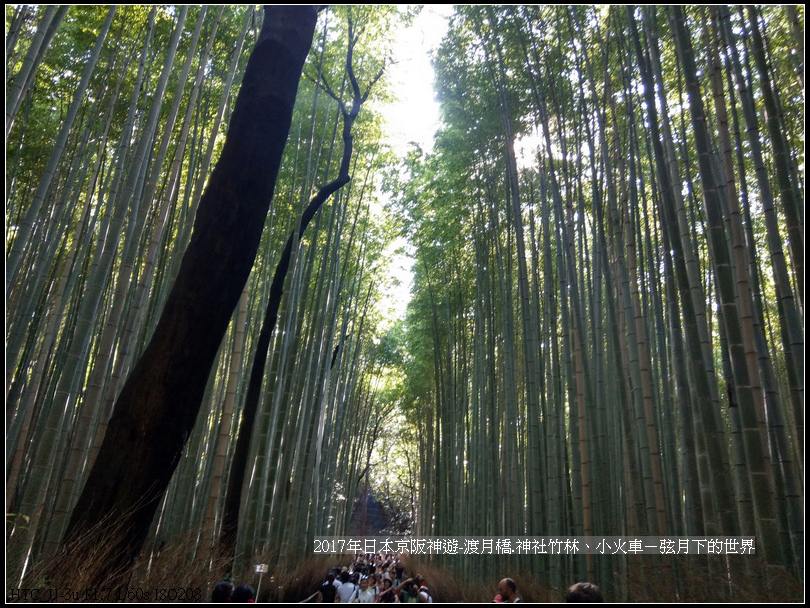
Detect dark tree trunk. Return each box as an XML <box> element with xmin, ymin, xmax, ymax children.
<box><xmin>61</xmin><ymin>6</ymin><xmax>321</xmax><ymax>582</ymax></box>
<box><xmin>219</xmin><ymin>14</ymin><xmax>382</xmax><ymax>558</ymax></box>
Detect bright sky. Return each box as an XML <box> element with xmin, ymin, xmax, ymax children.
<box><xmin>383</xmin><ymin>5</ymin><xmax>453</xmax><ymax>155</ymax></box>
<box><xmin>375</xmin><ymin>5</ymin><xmax>452</xmax><ymax>324</ymax></box>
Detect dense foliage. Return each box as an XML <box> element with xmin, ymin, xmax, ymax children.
<box><xmin>387</xmin><ymin>5</ymin><xmax>803</xmax><ymax>598</ymax></box>
<box><xmin>6</xmin><ymin>4</ymin><xmax>411</xmax><ymax>584</ymax></box>
<box><xmin>5</xmin><ymin>4</ymin><xmax>804</xmax><ymax>600</ymax></box>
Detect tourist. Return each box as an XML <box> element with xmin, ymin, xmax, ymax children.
<box><xmin>493</xmin><ymin>578</ymin><xmax>520</xmax><ymax>603</ymax></box>
<box><xmin>230</xmin><ymin>584</ymin><xmax>256</xmax><ymax>602</ymax></box>
<box><xmin>317</xmin><ymin>572</ymin><xmax>338</xmax><ymax>603</ymax></box>
<box><xmin>211</xmin><ymin>581</ymin><xmax>233</xmax><ymax>602</ymax></box>
<box><xmin>565</xmin><ymin>582</ymin><xmax>603</xmax><ymax>602</ymax></box>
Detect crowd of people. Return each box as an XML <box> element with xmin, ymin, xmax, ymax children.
<box><xmin>311</xmin><ymin>553</ymin><xmax>604</xmax><ymax>603</ymax></box>
<box><xmin>209</xmin><ymin>552</ymin><xmax>604</xmax><ymax>602</ymax></box>
<box><xmin>316</xmin><ymin>554</ymin><xmax>432</xmax><ymax>603</ymax></box>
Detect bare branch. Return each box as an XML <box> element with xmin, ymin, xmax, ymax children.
<box><xmin>302</xmin><ymin>68</ymin><xmax>347</xmax><ymax>114</ymax></box>
<box><xmin>362</xmin><ymin>61</ymin><xmax>387</xmax><ymax>103</ymax></box>
<box><xmin>345</xmin><ymin>12</ymin><xmax>363</xmax><ymax>103</ymax></box>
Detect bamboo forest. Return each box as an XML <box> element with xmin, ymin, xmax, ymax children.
<box><xmin>5</xmin><ymin>5</ymin><xmax>805</xmax><ymax>602</ymax></box>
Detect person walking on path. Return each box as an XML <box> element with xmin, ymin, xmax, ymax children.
<box><xmin>493</xmin><ymin>578</ymin><xmax>520</xmax><ymax>603</ymax></box>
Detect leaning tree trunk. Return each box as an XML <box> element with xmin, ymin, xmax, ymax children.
<box><xmin>59</xmin><ymin>6</ymin><xmax>322</xmax><ymax>585</ymax></box>
<box><xmin>218</xmin><ymin>13</ymin><xmax>383</xmax><ymax>561</ymax></box>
